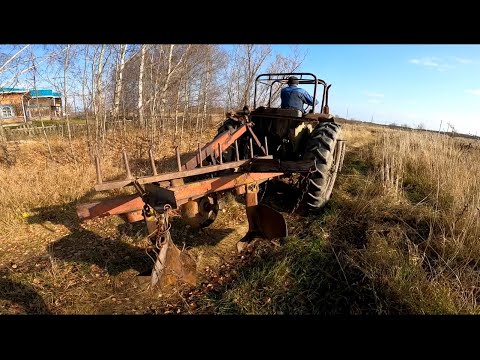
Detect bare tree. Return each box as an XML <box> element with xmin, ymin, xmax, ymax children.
<box><xmin>137</xmin><ymin>44</ymin><xmax>146</xmax><ymax>128</ymax></box>
<box><xmin>0</xmin><ymin>45</ymin><xmax>30</xmax><ymax>75</ymax></box>
<box><xmin>81</xmin><ymin>45</ymin><xmax>93</xmax><ymax>153</ymax></box>
<box><xmin>223</xmin><ymin>45</ymin><xmax>272</xmax><ymax>109</ymax></box>
<box><xmin>258</xmin><ymin>46</ymin><xmax>306</xmax><ymax>107</ymax></box>
<box><xmin>63</xmin><ymin>44</ymin><xmax>76</xmax><ymax>163</ymax></box>
<box><xmin>30</xmin><ymin>52</ymin><xmax>53</xmax><ymax>161</ymax></box>
<box><xmin>200</xmin><ymin>48</ymin><xmax>211</xmax><ymax>136</ymax></box>
<box><xmin>159</xmin><ymin>44</ymin><xmax>174</xmax><ymax>132</ymax></box>
<box><xmin>240</xmin><ymin>45</ymin><xmax>272</xmax><ymax>108</ymax></box>
<box><xmin>113</xmin><ymin>44</ymin><xmax>127</xmax><ymax>121</ymax></box>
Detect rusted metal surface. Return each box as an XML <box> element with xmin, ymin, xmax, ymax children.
<box><xmin>237</xmin><ymin>183</ymin><xmax>288</xmax><ymax>252</ymax></box>
<box><xmin>182</xmin><ymin>124</ymin><xmax>248</xmax><ymax>170</ymax></box>
<box><xmin>148</xmin><ymin>209</ymin><xmax>196</xmax><ymax>289</ymax></box>
<box><xmin>247</xmin><ymin>125</ymin><xmax>267</xmax><ymax>155</ymax></box>
<box><xmin>169</xmin><ymin>172</ymin><xmax>283</xmax><ymax>204</ymax></box>
<box><xmin>235</xmin><ymin>185</ymin><xmax>246</xmax><ymax>195</ymax></box>
<box><xmin>253</xmin><ymin>204</ymin><xmax>287</xmax><ymax>239</ymax></box>
<box><xmin>94</xmin><ymin>155</ymin><xmax>274</xmax><ymax>192</ymax></box>
<box><xmin>138</xmin><ymin>160</ymin><xmax>261</xmax><ymax>184</ymax></box>
<box><xmin>119</xmin><ymin>210</ymin><xmax>144</xmax><ymax>223</ymax></box>
<box><xmin>94</xmin><ymin>159</ymin><xmax>250</xmax><ymax>191</ymax></box>
<box><xmin>82</xmin><ymin>171</ymin><xmax>282</xmax><ymax>220</ymax></box>
<box><xmin>76</xmin><ymin>194</ymin><xmax>144</xmax><ymax>220</ymax></box>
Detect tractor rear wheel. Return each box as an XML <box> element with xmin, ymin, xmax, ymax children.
<box><xmin>303</xmin><ymin>122</ymin><xmax>345</xmax><ymax>209</ymax></box>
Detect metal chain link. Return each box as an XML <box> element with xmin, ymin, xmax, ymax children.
<box><xmin>290</xmin><ymin>147</ymin><xmax>323</xmax><ymax>214</ymax></box>
<box><xmin>155</xmin><ymin>204</ymin><xmax>172</xmax><ymax>247</ymax></box>
<box><xmin>259</xmin><ymin>181</ymin><xmax>268</xmax><ymax>203</ymax></box>
<box><xmin>145</xmin><ymin>204</ymin><xmax>172</xmax><ymax>266</ymax></box>
<box><xmin>290</xmin><ymin>167</ymin><xmax>314</xmax><ymax>214</ymax></box>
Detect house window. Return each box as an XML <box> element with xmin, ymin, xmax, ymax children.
<box><xmin>0</xmin><ymin>105</ymin><xmax>15</xmax><ymax>118</ymax></box>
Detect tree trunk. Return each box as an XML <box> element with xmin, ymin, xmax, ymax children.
<box><xmin>138</xmin><ymin>45</ymin><xmax>146</xmax><ymax>128</ymax></box>
<box><xmin>201</xmin><ymin>57</ymin><xmax>210</xmax><ymax>137</ymax></box>
<box><xmin>159</xmin><ymin>44</ymin><xmax>174</xmax><ymax>132</ymax></box>
<box><xmin>82</xmin><ymin>45</ymin><xmax>92</xmax><ymax>157</ymax></box>
<box><xmin>113</xmin><ymin>44</ymin><xmax>127</xmax><ymax>120</ymax></box>
<box><xmin>181</xmin><ymin>66</ymin><xmax>190</xmax><ymax>146</ymax></box>
<box><xmin>173</xmin><ymin>73</ymin><xmax>183</xmax><ymax>142</ymax></box>
<box><xmin>63</xmin><ymin>44</ymin><xmax>76</xmax><ymax>163</ymax></box>
<box><xmin>31</xmin><ymin>55</ymin><xmax>53</xmax><ymax>161</ymax></box>
<box><xmin>96</xmin><ymin>45</ymin><xmax>106</xmax><ymax>149</ymax></box>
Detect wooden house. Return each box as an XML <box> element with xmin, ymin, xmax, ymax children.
<box><xmin>28</xmin><ymin>89</ymin><xmax>62</xmax><ymax>119</ymax></box>
<box><xmin>0</xmin><ymin>88</ymin><xmax>31</xmax><ymax>125</ymax></box>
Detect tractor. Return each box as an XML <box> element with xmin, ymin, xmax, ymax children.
<box><xmin>76</xmin><ymin>73</ymin><xmax>346</xmax><ymax>291</ymax></box>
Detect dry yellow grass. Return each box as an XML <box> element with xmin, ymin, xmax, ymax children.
<box><xmin>337</xmin><ymin>124</ymin><xmax>480</xmax><ymax>313</ymax></box>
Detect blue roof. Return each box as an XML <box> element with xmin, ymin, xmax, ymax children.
<box><xmin>29</xmin><ymin>89</ymin><xmax>61</xmax><ymax>98</ymax></box>
<box><xmin>0</xmin><ymin>87</ymin><xmax>29</xmax><ymax>94</ymax></box>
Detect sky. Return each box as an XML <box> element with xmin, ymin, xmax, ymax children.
<box><xmin>265</xmin><ymin>45</ymin><xmax>480</xmax><ymax>136</ymax></box>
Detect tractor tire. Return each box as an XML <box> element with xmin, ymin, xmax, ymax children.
<box><xmin>303</xmin><ymin>122</ymin><xmax>345</xmax><ymax>209</ymax></box>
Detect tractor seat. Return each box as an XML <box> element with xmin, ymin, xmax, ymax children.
<box><xmin>253</xmin><ymin>107</ymin><xmax>303</xmax><ymax>118</ymax></box>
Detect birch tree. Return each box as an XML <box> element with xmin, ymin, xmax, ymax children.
<box><xmin>113</xmin><ymin>44</ymin><xmax>127</xmax><ymax>121</ymax></box>
<box><xmin>137</xmin><ymin>44</ymin><xmax>146</xmax><ymax>128</ymax></box>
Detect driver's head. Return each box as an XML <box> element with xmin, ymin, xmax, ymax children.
<box><xmin>287</xmin><ymin>76</ymin><xmax>299</xmax><ymax>86</ymax></box>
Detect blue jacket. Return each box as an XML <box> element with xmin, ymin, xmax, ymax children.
<box><xmin>280</xmin><ymin>85</ymin><xmax>318</xmax><ymax>112</ymax></box>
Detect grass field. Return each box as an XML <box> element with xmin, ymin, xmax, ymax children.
<box><xmin>1</xmin><ymin>120</ymin><xmax>479</xmax><ymax>314</ymax></box>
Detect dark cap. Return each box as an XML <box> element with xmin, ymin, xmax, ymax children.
<box><xmin>287</xmin><ymin>76</ymin><xmax>299</xmax><ymax>85</ymax></box>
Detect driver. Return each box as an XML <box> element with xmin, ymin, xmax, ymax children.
<box><xmin>280</xmin><ymin>76</ymin><xmax>318</xmax><ymax>113</ymax></box>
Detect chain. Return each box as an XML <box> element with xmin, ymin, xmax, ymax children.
<box><xmin>155</xmin><ymin>204</ymin><xmax>172</xmax><ymax>247</ymax></box>
<box><xmin>290</xmin><ymin>166</ymin><xmax>315</xmax><ymax>214</ymax></box>
<box><xmin>145</xmin><ymin>204</ymin><xmax>172</xmax><ymax>266</ymax></box>
<box><xmin>259</xmin><ymin>181</ymin><xmax>268</xmax><ymax>203</ymax></box>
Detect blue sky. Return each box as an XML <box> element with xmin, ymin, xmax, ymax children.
<box><xmin>268</xmin><ymin>45</ymin><xmax>480</xmax><ymax>135</ymax></box>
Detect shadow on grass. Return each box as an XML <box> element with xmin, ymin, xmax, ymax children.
<box><xmin>0</xmin><ymin>273</ymin><xmax>52</xmax><ymax>314</ymax></box>
<box><xmin>28</xmin><ymin>196</ymin><xmax>153</xmax><ymax>276</ymax></box>
<box><xmin>27</xmin><ymin>190</ymin><xmax>235</xmax><ymax>277</ymax></box>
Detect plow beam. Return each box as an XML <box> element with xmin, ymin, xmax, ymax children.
<box><xmin>182</xmin><ymin>123</ymin><xmax>248</xmax><ymax>171</ymax></box>
<box><xmin>168</xmin><ymin>172</ymin><xmax>284</xmax><ymax>205</ymax></box>
<box><xmin>76</xmin><ymin>194</ymin><xmax>144</xmax><ymax>221</ymax></box>
<box><xmin>78</xmin><ymin>172</ymin><xmax>284</xmax><ymax>222</ymax></box>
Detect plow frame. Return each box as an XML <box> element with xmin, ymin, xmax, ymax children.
<box><xmin>76</xmin><ymin>107</ymin><xmax>345</xmax><ymax>291</ymax></box>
